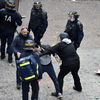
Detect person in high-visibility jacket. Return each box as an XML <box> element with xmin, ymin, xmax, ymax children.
<box><xmin>19</xmin><ymin>39</ymin><xmax>42</xmax><ymax>100</ymax></box>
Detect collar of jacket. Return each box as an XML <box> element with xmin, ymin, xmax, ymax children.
<box><xmin>19</xmin><ymin>33</ymin><xmax>29</xmax><ymax>40</ymax></box>
<box><xmin>62</xmin><ymin>38</ymin><xmax>72</xmax><ymax>44</ymax></box>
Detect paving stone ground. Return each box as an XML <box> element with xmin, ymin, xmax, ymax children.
<box><xmin>0</xmin><ymin>0</ymin><xmax>100</xmax><ymax>100</ymax></box>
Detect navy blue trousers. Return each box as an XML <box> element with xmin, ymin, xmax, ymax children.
<box><xmin>22</xmin><ymin>80</ymin><xmax>39</xmax><ymax>100</ymax></box>
<box><xmin>0</xmin><ymin>33</ymin><xmax>14</xmax><ymax>55</ymax></box>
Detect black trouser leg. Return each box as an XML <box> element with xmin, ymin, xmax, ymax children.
<box><xmin>22</xmin><ymin>82</ymin><xmax>30</xmax><ymax>100</ymax></box>
<box><xmin>7</xmin><ymin>34</ymin><xmax>14</xmax><ymax>55</ymax></box>
<box><xmin>58</xmin><ymin>68</ymin><xmax>70</xmax><ymax>94</ymax></box>
<box><xmin>71</xmin><ymin>63</ymin><xmax>82</xmax><ymax>90</ymax></box>
<box><xmin>7</xmin><ymin>34</ymin><xmax>14</xmax><ymax>63</ymax></box>
<box><xmin>1</xmin><ymin>36</ymin><xmax>6</xmax><ymax>57</ymax></box>
<box><xmin>34</xmin><ymin>33</ymin><xmax>41</xmax><ymax>45</ymax></box>
<box><xmin>15</xmin><ymin>55</ymin><xmax>22</xmax><ymax>86</ymax></box>
<box><xmin>31</xmin><ymin>80</ymin><xmax>39</xmax><ymax>100</ymax></box>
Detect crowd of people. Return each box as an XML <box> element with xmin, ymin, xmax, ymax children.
<box><xmin>0</xmin><ymin>0</ymin><xmax>85</xmax><ymax>100</ymax></box>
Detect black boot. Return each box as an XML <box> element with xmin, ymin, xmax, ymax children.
<box><xmin>73</xmin><ymin>86</ymin><xmax>82</xmax><ymax>92</ymax></box>
<box><xmin>1</xmin><ymin>54</ymin><xmax>5</xmax><ymax>59</ymax></box>
<box><xmin>8</xmin><ymin>54</ymin><xmax>13</xmax><ymax>63</ymax></box>
<box><xmin>16</xmin><ymin>83</ymin><xmax>21</xmax><ymax>90</ymax></box>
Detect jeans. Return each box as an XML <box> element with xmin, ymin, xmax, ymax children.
<box><xmin>42</xmin><ymin>62</ymin><xmax>60</xmax><ymax>94</ymax></box>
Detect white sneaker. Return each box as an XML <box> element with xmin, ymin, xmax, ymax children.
<box><xmin>57</xmin><ymin>93</ymin><xmax>63</xmax><ymax>100</ymax></box>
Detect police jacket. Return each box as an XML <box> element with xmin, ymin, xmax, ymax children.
<box><xmin>20</xmin><ymin>50</ymin><xmax>42</xmax><ymax>80</ymax></box>
<box><xmin>12</xmin><ymin>34</ymin><xmax>33</xmax><ymax>55</ymax></box>
<box><xmin>64</xmin><ymin>20</ymin><xmax>84</xmax><ymax>48</ymax></box>
<box><xmin>28</xmin><ymin>8</ymin><xmax>48</xmax><ymax>33</ymax></box>
<box><xmin>40</xmin><ymin>38</ymin><xmax>79</xmax><ymax>67</ymax></box>
<box><xmin>0</xmin><ymin>8</ymin><xmax>22</xmax><ymax>33</ymax></box>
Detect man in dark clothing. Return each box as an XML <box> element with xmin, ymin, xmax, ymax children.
<box><xmin>0</xmin><ymin>0</ymin><xmax>22</xmax><ymax>63</ymax></box>
<box><xmin>28</xmin><ymin>1</ymin><xmax>48</xmax><ymax>46</ymax></box>
<box><xmin>17</xmin><ymin>39</ymin><xmax>42</xmax><ymax>100</ymax></box>
<box><xmin>12</xmin><ymin>27</ymin><xmax>34</xmax><ymax>89</ymax></box>
<box><xmin>39</xmin><ymin>45</ymin><xmax>62</xmax><ymax>99</ymax></box>
<box><xmin>64</xmin><ymin>11</ymin><xmax>84</xmax><ymax>50</ymax></box>
<box><xmin>40</xmin><ymin>32</ymin><xmax>82</xmax><ymax>97</ymax></box>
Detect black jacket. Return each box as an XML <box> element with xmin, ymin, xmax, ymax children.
<box><xmin>28</xmin><ymin>8</ymin><xmax>48</xmax><ymax>34</ymax></box>
<box><xmin>40</xmin><ymin>41</ymin><xmax>79</xmax><ymax>67</ymax></box>
<box><xmin>12</xmin><ymin>34</ymin><xmax>33</xmax><ymax>55</ymax></box>
<box><xmin>0</xmin><ymin>8</ymin><xmax>22</xmax><ymax>33</ymax></box>
<box><xmin>65</xmin><ymin>20</ymin><xmax>84</xmax><ymax>48</ymax></box>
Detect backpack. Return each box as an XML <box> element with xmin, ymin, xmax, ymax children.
<box><xmin>16</xmin><ymin>55</ymin><xmax>39</xmax><ymax>82</ymax></box>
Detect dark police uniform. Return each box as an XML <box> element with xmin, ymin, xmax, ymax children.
<box><xmin>64</xmin><ymin>20</ymin><xmax>84</xmax><ymax>50</ymax></box>
<box><xmin>0</xmin><ymin>8</ymin><xmax>22</xmax><ymax>62</ymax></box>
<box><xmin>28</xmin><ymin>8</ymin><xmax>48</xmax><ymax>45</ymax></box>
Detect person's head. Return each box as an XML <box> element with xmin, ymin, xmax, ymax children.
<box><xmin>33</xmin><ymin>1</ymin><xmax>42</xmax><ymax>10</ymax></box>
<box><xmin>5</xmin><ymin>0</ymin><xmax>15</xmax><ymax>10</ymax></box>
<box><xmin>59</xmin><ymin>32</ymin><xmax>69</xmax><ymax>41</ymax></box>
<box><xmin>68</xmin><ymin>11</ymin><xmax>79</xmax><ymax>22</ymax></box>
<box><xmin>20</xmin><ymin>27</ymin><xmax>29</xmax><ymax>37</ymax></box>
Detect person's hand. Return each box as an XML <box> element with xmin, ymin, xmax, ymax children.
<box><xmin>17</xmin><ymin>52</ymin><xmax>21</xmax><ymax>58</ymax></box>
<box><xmin>54</xmin><ymin>54</ymin><xmax>61</xmax><ymax>63</ymax></box>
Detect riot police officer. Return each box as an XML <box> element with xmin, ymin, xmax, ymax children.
<box><xmin>28</xmin><ymin>1</ymin><xmax>48</xmax><ymax>46</ymax></box>
<box><xmin>64</xmin><ymin>11</ymin><xmax>84</xmax><ymax>50</ymax></box>
<box><xmin>0</xmin><ymin>0</ymin><xmax>22</xmax><ymax>63</ymax></box>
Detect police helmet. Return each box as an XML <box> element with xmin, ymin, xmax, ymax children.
<box><xmin>33</xmin><ymin>1</ymin><xmax>42</xmax><ymax>9</ymax></box>
<box><xmin>59</xmin><ymin>32</ymin><xmax>69</xmax><ymax>40</ymax></box>
<box><xmin>24</xmin><ymin>39</ymin><xmax>35</xmax><ymax>50</ymax></box>
<box><xmin>68</xmin><ymin>11</ymin><xmax>79</xmax><ymax>19</ymax></box>
<box><xmin>5</xmin><ymin>0</ymin><xmax>15</xmax><ymax>9</ymax></box>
